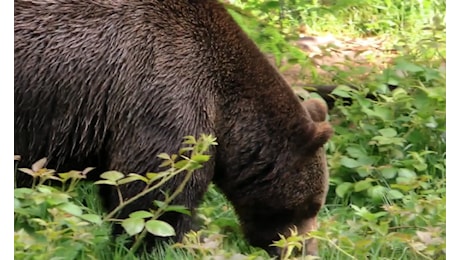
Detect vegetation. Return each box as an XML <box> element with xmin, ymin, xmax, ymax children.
<box><xmin>14</xmin><ymin>0</ymin><xmax>445</xmax><ymax>259</ymax></box>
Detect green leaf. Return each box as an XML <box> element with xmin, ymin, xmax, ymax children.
<box><xmin>94</xmin><ymin>180</ymin><xmax>117</xmax><ymax>186</ymax></box>
<box><xmin>157</xmin><ymin>153</ymin><xmax>171</xmax><ymax>160</ymax></box>
<box><xmin>398</xmin><ymin>168</ymin><xmax>417</xmax><ymax>178</ymax></box>
<box><xmin>117</xmin><ymin>174</ymin><xmax>149</xmax><ymax>185</ymax></box>
<box><xmin>46</xmin><ymin>192</ymin><xmax>71</xmax><ymax>206</ymax></box>
<box><xmin>163</xmin><ymin>205</ymin><xmax>191</xmax><ymax>216</ymax></box>
<box><xmin>367</xmin><ymin>185</ymin><xmax>387</xmax><ymax>201</ymax></box>
<box><xmin>346</xmin><ymin>146</ymin><xmax>367</xmax><ymax>159</ymax></box>
<box><xmin>154</xmin><ymin>200</ymin><xmax>167</xmax><ymax>209</ymax></box>
<box><xmin>384</xmin><ymin>75</ymin><xmax>399</xmax><ymax>86</ymax></box>
<box><xmin>145</xmin><ymin>220</ymin><xmax>176</xmax><ymax>237</ymax></box>
<box><xmin>356</xmin><ymin>167</ymin><xmax>371</xmax><ymax>178</ymax></box>
<box><xmin>367</xmin><ymin>211</ymin><xmax>388</xmax><ymax>222</ymax></box>
<box><xmin>392</xmin><ymin>87</ymin><xmax>409</xmax><ymax>99</ymax></box>
<box><xmin>381</xmin><ymin>167</ymin><xmax>397</xmax><ymax>179</ymax></box>
<box><xmin>174</xmin><ymin>160</ymin><xmax>189</xmax><ymax>169</ymax></box>
<box><xmin>409</xmin><ymin>152</ymin><xmax>428</xmax><ymax>171</ymax></box>
<box><xmin>262</xmin><ymin>0</ymin><xmax>280</xmax><ymax>9</ymax></box>
<box><xmin>58</xmin><ymin>202</ymin><xmax>83</xmax><ymax>216</ymax></box>
<box><xmin>146</xmin><ymin>172</ymin><xmax>160</xmax><ymax>181</ymax></box>
<box><xmin>378</xmin><ymin>128</ymin><xmax>397</xmax><ymax>138</ymax></box>
<box><xmin>14</xmin><ymin>188</ymin><xmax>34</xmax><ymax>199</ymax></box>
<box><xmin>122</xmin><ymin>218</ymin><xmax>145</xmax><ymax>236</ymax></box>
<box><xmin>129</xmin><ymin>210</ymin><xmax>154</xmax><ymax>219</ymax></box>
<box><xmin>188</xmin><ymin>161</ymin><xmax>204</xmax><ymax>171</ymax></box>
<box><xmin>387</xmin><ymin>189</ymin><xmax>405</xmax><ymax>200</ymax></box>
<box><xmin>159</xmin><ymin>160</ymin><xmax>172</xmax><ymax>168</ymax></box>
<box><xmin>80</xmin><ymin>214</ymin><xmax>102</xmax><ymax>225</ymax></box>
<box><xmin>36</xmin><ymin>185</ymin><xmax>56</xmax><ymax>194</ymax></box>
<box><xmin>14</xmin><ymin>198</ymin><xmax>21</xmax><ymax>209</ymax></box>
<box><xmin>350</xmin><ymin>204</ymin><xmax>368</xmax><ymax>215</ymax></box>
<box><xmin>371</xmin><ymin>136</ymin><xmax>406</xmax><ymax>146</ymax></box>
<box><xmin>390</xmin><ymin>184</ymin><xmax>414</xmax><ymax>192</ymax></box>
<box><xmin>336</xmin><ymin>182</ymin><xmax>353</xmax><ymax>198</ymax></box>
<box><xmin>395</xmin><ymin>59</ymin><xmax>424</xmax><ymax>73</ymax></box>
<box><xmin>340</xmin><ymin>157</ymin><xmax>363</xmax><ymax>168</ymax></box>
<box><xmin>59</xmin><ymin>170</ymin><xmax>87</xmax><ymax>181</ymax></box>
<box><xmin>351</xmin><ymin>204</ymin><xmax>387</xmax><ymax>222</ymax></box>
<box><xmin>179</xmin><ymin>147</ymin><xmax>193</xmax><ymax>155</ymax></box>
<box><xmin>100</xmin><ymin>171</ymin><xmax>125</xmax><ymax>182</ymax></box>
<box><xmin>190</xmin><ymin>154</ymin><xmax>210</xmax><ymax>164</ymax></box>
<box><xmin>364</xmin><ymin>106</ymin><xmax>392</xmax><ymax>121</ymax></box>
<box><xmin>357</xmin><ymin>95</ymin><xmax>372</xmax><ymax>108</ymax></box>
<box><xmin>331</xmin><ymin>85</ymin><xmax>353</xmax><ymax>98</ymax></box>
<box><xmin>354</xmin><ymin>179</ymin><xmax>373</xmax><ymax>192</ymax></box>
<box><xmin>413</xmin><ymin>89</ymin><xmax>430</xmax><ymax>110</ymax></box>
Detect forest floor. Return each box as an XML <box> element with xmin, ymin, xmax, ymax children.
<box><xmin>272</xmin><ymin>33</ymin><xmax>400</xmax><ymax>86</ymax></box>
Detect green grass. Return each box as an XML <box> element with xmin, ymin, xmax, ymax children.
<box><xmin>14</xmin><ymin>0</ymin><xmax>445</xmax><ymax>259</ymax></box>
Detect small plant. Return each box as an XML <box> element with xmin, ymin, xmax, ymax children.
<box><xmin>270</xmin><ymin>228</ymin><xmax>320</xmax><ymax>260</ymax></box>
<box><xmin>98</xmin><ymin>134</ymin><xmax>217</xmax><ymax>252</ymax></box>
<box><xmin>14</xmin><ymin>134</ymin><xmax>217</xmax><ymax>259</ymax></box>
<box><xmin>14</xmin><ymin>163</ymin><xmax>106</xmax><ymax>260</ymax></box>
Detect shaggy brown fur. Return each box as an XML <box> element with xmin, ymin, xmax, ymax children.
<box><xmin>14</xmin><ymin>0</ymin><xmax>333</xmax><ymax>255</ymax></box>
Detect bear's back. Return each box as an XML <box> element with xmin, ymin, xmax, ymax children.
<box><xmin>14</xmin><ymin>0</ymin><xmax>234</xmax><ymax>171</ymax></box>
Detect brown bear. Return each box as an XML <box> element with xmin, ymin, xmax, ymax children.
<box><xmin>14</xmin><ymin>0</ymin><xmax>333</xmax><ymax>256</ymax></box>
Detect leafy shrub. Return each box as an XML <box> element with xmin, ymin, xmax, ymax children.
<box><xmin>327</xmin><ymin>59</ymin><xmax>445</xmax><ymax>208</ymax></box>
<box><xmin>14</xmin><ymin>134</ymin><xmax>217</xmax><ymax>259</ymax></box>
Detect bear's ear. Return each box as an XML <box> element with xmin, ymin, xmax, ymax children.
<box><xmin>299</xmin><ymin>98</ymin><xmax>333</xmax><ymax>152</ymax></box>
<box><xmin>301</xmin><ymin>99</ymin><xmax>328</xmax><ymax>122</ymax></box>
<box><xmin>305</xmin><ymin>121</ymin><xmax>333</xmax><ymax>151</ymax></box>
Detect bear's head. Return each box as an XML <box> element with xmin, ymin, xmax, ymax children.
<box><xmin>235</xmin><ymin>98</ymin><xmax>332</xmax><ymax>257</ymax></box>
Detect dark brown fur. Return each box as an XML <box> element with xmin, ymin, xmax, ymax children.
<box><xmin>14</xmin><ymin>0</ymin><xmax>333</xmax><ymax>255</ymax></box>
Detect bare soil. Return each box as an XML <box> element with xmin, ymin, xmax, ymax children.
<box><xmin>268</xmin><ymin>34</ymin><xmax>399</xmax><ymax>87</ymax></box>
